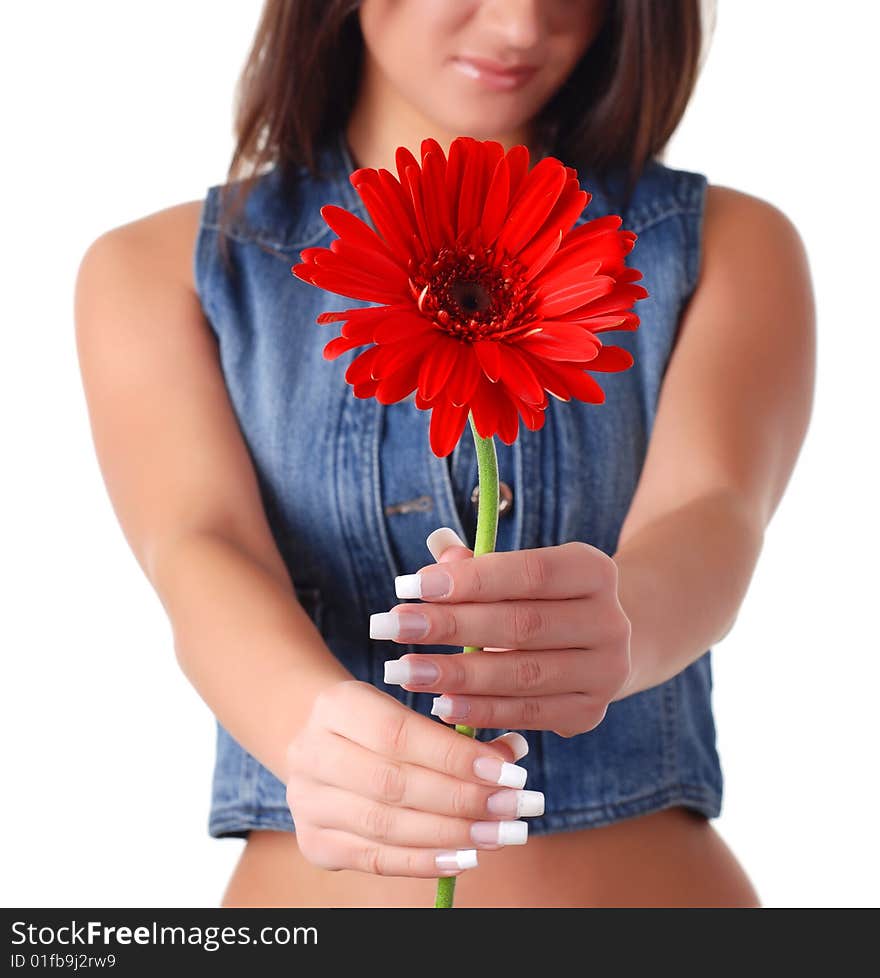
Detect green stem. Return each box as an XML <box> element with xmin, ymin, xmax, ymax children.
<box><xmin>434</xmin><ymin>410</ymin><xmax>499</xmax><ymax>909</ymax></box>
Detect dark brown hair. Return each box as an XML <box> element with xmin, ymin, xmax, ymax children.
<box><xmin>215</xmin><ymin>0</ymin><xmax>714</xmax><ymax>264</ymax></box>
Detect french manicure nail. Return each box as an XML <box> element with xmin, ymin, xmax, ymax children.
<box><xmin>426</xmin><ymin>527</ymin><xmax>467</xmax><ymax>560</ymax></box>
<box><xmin>435</xmin><ymin>849</ymin><xmax>479</xmax><ymax>871</ymax></box>
<box><xmin>471</xmin><ymin>820</ymin><xmax>529</xmax><ymax>845</ymax></box>
<box><xmin>473</xmin><ymin>756</ymin><xmax>528</xmax><ymax>788</ymax></box>
<box><xmin>430</xmin><ymin>695</ymin><xmax>469</xmax><ymax>719</ymax></box>
<box><xmin>369</xmin><ymin>610</ymin><xmax>430</xmax><ymax>641</ymax></box>
<box><xmin>486</xmin><ymin>789</ymin><xmax>545</xmax><ymax>818</ymax></box>
<box><xmin>395</xmin><ymin>568</ymin><xmax>452</xmax><ymax>599</ymax></box>
<box><xmin>383</xmin><ymin>658</ymin><xmax>440</xmax><ymax>686</ymax></box>
<box><xmin>494</xmin><ymin>732</ymin><xmax>529</xmax><ymax>761</ymax></box>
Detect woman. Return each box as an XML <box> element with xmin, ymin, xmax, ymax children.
<box><xmin>74</xmin><ymin>0</ymin><xmax>814</xmax><ymax>907</ymax></box>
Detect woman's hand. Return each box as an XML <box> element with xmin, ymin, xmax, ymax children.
<box><xmin>371</xmin><ymin>532</ymin><xmax>632</xmax><ymax>738</ymax></box>
<box><xmin>284</xmin><ymin>679</ymin><xmax>543</xmax><ymax>878</ymax></box>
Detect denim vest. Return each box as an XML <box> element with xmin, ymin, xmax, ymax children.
<box><xmin>195</xmin><ymin>129</ymin><xmax>723</xmax><ymax>839</ymax></box>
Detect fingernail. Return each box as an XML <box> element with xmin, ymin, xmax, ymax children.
<box><xmin>471</xmin><ymin>820</ymin><xmax>529</xmax><ymax>845</ymax></box>
<box><xmin>426</xmin><ymin>527</ymin><xmax>467</xmax><ymax>560</ymax></box>
<box><xmin>486</xmin><ymin>789</ymin><xmax>545</xmax><ymax>818</ymax></box>
<box><xmin>383</xmin><ymin>658</ymin><xmax>440</xmax><ymax>686</ymax></box>
<box><xmin>494</xmin><ymin>732</ymin><xmax>529</xmax><ymax>761</ymax></box>
<box><xmin>395</xmin><ymin>568</ymin><xmax>452</xmax><ymax>599</ymax></box>
<box><xmin>435</xmin><ymin>849</ymin><xmax>479</xmax><ymax>871</ymax></box>
<box><xmin>473</xmin><ymin>756</ymin><xmax>528</xmax><ymax>788</ymax></box>
<box><xmin>430</xmin><ymin>695</ymin><xmax>469</xmax><ymax>719</ymax></box>
<box><xmin>369</xmin><ymin>610</ymin><xmax>430</xmax><ymax>641</ymax></box>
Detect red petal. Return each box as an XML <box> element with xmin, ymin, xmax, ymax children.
<box><xmin>515</xmin><ymin>327</ymin><xmax>601</xmax><ymax>363</ymax></box>
<box><xmin>537</xmin><ymin>360</ymin><xmax>606</xmax><ymax>403</ymax></box>
<box><xmin>539</xmin><ymin>312</ymin><xmax>639</xmax><ymax>333</ymax></box>
<box><xmin>498</xmin><ymin>344</ymin><xmax>547</xmax><ymax>406</ymax></box>
<box><xmin>496</xmin><ymin>394</ymin><xmax>521</xmax><ymax>445</ymax></box>
<box><xmin>445</xmin><ymin>137</ymin><xmax>469</xmax><ymax>214</ymax></box>
<box><xmin>317</xmin><ymin>303</ymin><xmax>410</xmax><ymax>326</ymax></box>
<box><xmin>357</xmin><ymin>180</ymin><xmax>418</xmax><ymax>260</ymax></box>
<box><xmin>584</xmin><ymin>344</ymin><xmax>634</xmax><ymax>372</ymax></box>
<box><xmin>328</xmin><ymin>237</ymin><xmax>409</xmax><ymax>288</ymax></box>
<box><xmin>568</xmin><ymin>282</ymin><xmax>649</xmax><ymax>319</ymax></box>
<box><xmin>421</xmin><ymin>149</ymin><xmax>455</xmax><ymax>250</ymax></box>
<box><xmin>352</xmin><ymin>378</ymin><xmax>380</xmax><ymax>398</ymax></box>
<box><xmin>456</xmin><ymin>142</ymin><xmax>488</xmax><ymax>238</ymax></box>
<box><xmin>512</xmin><ymin>394</ymin><xmax>547</xmax><ymax>432</ymax></box>
<box><xmin>504</xmin><ymin>144</ymin><xmax>531</xmax><ymax>205</ymax></box>
<box><xmin>495</xmin><ymin>157</ymin><xmax>567</xmax><ymax>258</ymax></box>
<box><xmin>395</xmin><ymin>144</ymin><xmax>420</xmax><ymax>188</ymax></box>
<box><xmin>323</xmin><ymin>334</ymin><xmax>364</xmax><ymax>360</ymax></box>
<box><xmin>375</xmin><ymin>353</ymin><xmax>423</xmax><ymax>404</ymax></box>
<box><xmin>479</xmin><ymin>155</ymin><xmax>510</xmax><ymax>247</ymax></box>
<box><xmin>403</xmin><ymin>163</ymin><xmax>437</xmax><ymax>254</ymax></box>
<box><xmin>345</xmin><ymin>345</ymin><xmax>383</xmax><ymax>385</ymax></box>
<box><xmin>371</xmin><ymin>328</ymin><xmax>438</xmax><ymax>379</ymax></box>
<box><xmin>420</xmin><ymin>137</ymin><xmax>448</xmax><ymax>166</ymax></box>
<box><xmin>537</xmin><ymin>274</ymin><xmax>616</xmax><ymax>319</ymax></box>
<box><xmin>428</xmin><ymin>398</ymin><xmax>470</xmax><ymax>458</ymax></box>
<box><xmin>447</xmin><ymin>346</ymin><xmax>482</xmax><ymax>407</ymax></box>
<box><xmin>372</xmin><ymin>310</ymin><xmax>435</xmax><ymax>344</ymax></box>
<box><xmin>522</xmin><ymin>229</ymin><xmax>563</xmax><ymax>283</ymax></box>
<box><xmin>304</xmin><ymin>268</ymin><xmax>405</xmax><ymax>305</ymax></box>
<box><xmin>473</xmin><ymin>339</ymin><xmax>502</xmax><ymax>382</ymax></box>
<box><xmin>517</xmin><ymin>182</ymin><xmax>588</xmax><ymax>269</ymax></box>
<box><xmin>417</xmin><ymin>334</ymin><xmax>460</xmax><ymax>401</ymax></box>
<box><xmin>469</xmin><ymin>373</ymin><xmax>502</xmax><ymax>439</ymax></box>
<box><xmin>319</xmin><ymin>205</ymin><xmax>402</xmax><ymax>267</ymax></box>
<box><xmin>527</xmin><ymin>356</ymin><xmax>572</xmax><ymax>402</ymax></box>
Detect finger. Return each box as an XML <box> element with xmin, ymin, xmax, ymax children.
<box><xmin>373</xmin><ymin>596</ymin><xmax>598</xmax><ymax>650</ymax></box>
<box><xmin>299</xmin><ymin>782</ymin><xmax>530</xmax><ymax>850</ymax></box>
<box><xmin>426</xmin><ymin>526</ymin><xmax>474</xmax><ymax>563</ymax></box>
<box><xmin>291</xmin><ymin>729</ymin><xmax>536</xmax><ymax>820</ymax></box>
<box><xmin>314</xmin><ymin>683</ymin><xmax>530</xmax><ymax>787</ymax></box>
<box><xmin>395</xmin><ymin>539</ymin><xmax>612</xmax><ymax>605</ymax></box>
<box><xmin>428</xmin><ymin>691</ymin><xmax>607</xmax><ymax>734</ymax></box>
<box><xmin>385</xmin><ymin>648</ymin><xmax>599</xmax><ymax>697</ymax></box>
<box><xmin>303</xmin><ymin>825</ymin><xmax>480</xmax><ymax>878</ymax></box>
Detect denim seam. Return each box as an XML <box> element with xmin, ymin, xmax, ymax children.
<box><xmin>200</xmin><ymin>222</ymin><xmax>333</xmax><ymax>255</ymax></box>
<box><xmin>683</xmin><ymin>181</ymin><xmax>708</xmax><ymax>300</ymax></box>
<box><xmin>627</xmin><ymin>206</ymin><xmax>703</xmax><ymax>237</ymax></box>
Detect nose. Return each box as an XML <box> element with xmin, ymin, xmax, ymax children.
<box><xmin>482</xmin><ymin>0</ymin><xmax>543</xmax><ymax>50</ymax></box>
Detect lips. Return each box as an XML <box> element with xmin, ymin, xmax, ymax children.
<box><xmin>454</xmin><ymin>55</ymin><xmax>538</xmax><ymax>78</ymax></box>
<box><xmin>451</xmin><ymin>55</ymin><xmax>539</xmax><ymax>90</ymax></box>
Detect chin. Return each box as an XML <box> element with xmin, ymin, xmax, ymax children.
<box><xmin>430</xmin><ymin>107</ymin><xmax>530</xmax><ymax>140</ymax></box>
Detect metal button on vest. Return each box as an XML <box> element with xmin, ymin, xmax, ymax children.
<box><xmin>470</xmin><ymin>480</ymin><xmax>513</xmax><ymax>517</ymax></box>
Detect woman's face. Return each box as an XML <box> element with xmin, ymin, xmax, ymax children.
<box><xmin>357</xmin><ymin>0</ymin><xmax>608</xmax><ymax>145</ymax></box>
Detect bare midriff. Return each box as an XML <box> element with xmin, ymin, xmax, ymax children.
<box><xmin>219</xmin><ymin>805</ymin><xmax>760</xmax><ymax>908</ymax></box>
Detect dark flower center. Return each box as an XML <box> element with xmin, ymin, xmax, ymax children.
<box><xmin>408</xmin><ymin>241</ymin><xmax>539</xmax><ymax>343</ymax></box>
<box><xmin>449</xmin><ymin>279</ymin><xmax>492</xmax><ymax>315</ymax></box>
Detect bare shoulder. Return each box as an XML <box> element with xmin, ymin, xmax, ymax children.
<box><xmin>74</xmin><ymin>198</ymin><xmax>292</xmax><ymax>589</ymax></box>
<box><xmin>78</xmin><ymin>199</ymin><xmax>205</xmax><ymax>294</ymax></box>
<box><xmin>701</xmin><ymin>183</ymin><xmax>810</xmax><ymax>274</ymax></box>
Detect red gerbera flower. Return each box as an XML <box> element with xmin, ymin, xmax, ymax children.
<box><xmin>291</xmin><ymin>136</ymin><xmax>647</xmax><ymax>458</ymax></box>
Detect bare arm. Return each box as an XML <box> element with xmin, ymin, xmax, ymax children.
<box><xmin>74</xmin><ymin>203</ymin><xmax>351</xmax><ymax>783</ymax></box>
<box><xmin>612</xmin><ymin>185</ymin><xmax>816</xmax><ymax>698</ymax></box>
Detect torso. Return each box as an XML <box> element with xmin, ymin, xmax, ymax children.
<box><xmin>144</xmin><ymin>185</ymin><xmax>761</xmax><ymax>908</ymax></box>
<box><xmin>220</xmin><ymin>808</ymin><xmax>760</xmax><ymax>908</ymax></box>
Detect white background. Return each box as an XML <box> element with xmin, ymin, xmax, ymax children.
<box><xmin>2</xmin><ymin>2</ymin><xmax>877</xmax><ymax>908</ymax></box>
